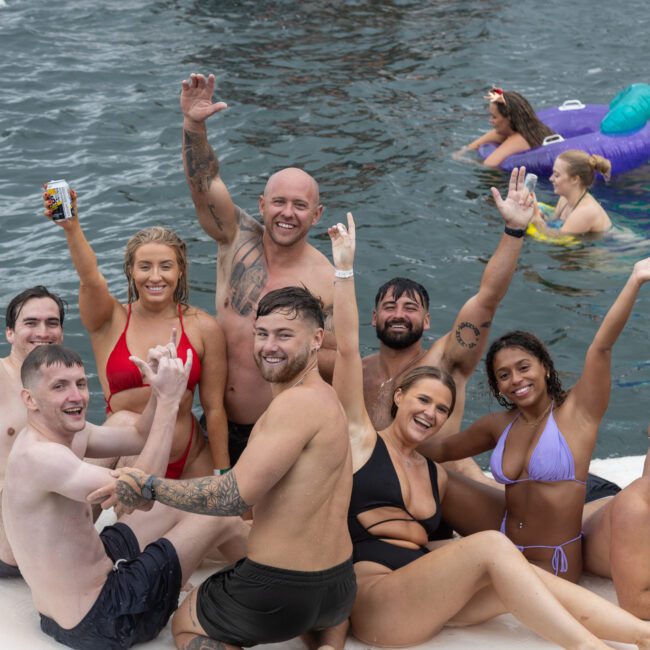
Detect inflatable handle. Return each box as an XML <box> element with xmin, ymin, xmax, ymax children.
<box><xmin>558</xmin><ymin>100</ymin><xmax>586</xmax><ymax>111</ymax></box>
<box><xmin>542</xmin><ymin>134</ymin><xmax>565</xmax><ymax>146</ymax></box>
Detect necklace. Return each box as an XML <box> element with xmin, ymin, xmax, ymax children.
<box><xmin>378</xmin><ymin>350</ymin><xmax>427</xmax><ymax>391</ymax></box>
<box><xmin>520</xmin><ymin>400</ymin><xmax>553</xmax><ymax>429</ymax></box>
<box><xmin>286</xmin><ymin>358</ymin><xmax>319</xmax><ymax>391</ymax></box>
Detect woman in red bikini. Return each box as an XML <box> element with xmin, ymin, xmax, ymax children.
<box><xmin>43</xmin><ymin>189</ymin><xmax>229</xmax><ymax>478</ymax></box>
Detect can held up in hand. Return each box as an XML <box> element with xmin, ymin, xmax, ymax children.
<box><xmin>46</xmin><ymin>180</ymin><xmax>73</xmax><ymax>221</ymax></box>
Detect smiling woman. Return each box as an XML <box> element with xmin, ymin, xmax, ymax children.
<box><xmin>427</xmin><ymin>257</ymin><xmax>650</xmax><ymax>591</ymax></box>
<box><xmin>42</xmin><ymin>188</ymin><xmax>230</xmax><ymax>479</ymax></box>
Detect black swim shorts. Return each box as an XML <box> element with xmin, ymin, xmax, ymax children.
<box><xmin>227</xmin><ymin>420</ymin><xmax>255</xmax><ymax>465</ymax></box>
<box><xmin>585</xmin><ymin>472</ymin><xmax>622</xmax><ymax>503</ymax></box>
<box><xmin>40</xmin><ymin>522</ymin><xmax>182</xmax><ymax>650</ymax></box>
<box><xmin>196</xmin><ymin>556</ymin><xmax>357</xmax><ymax>647</ymax></box>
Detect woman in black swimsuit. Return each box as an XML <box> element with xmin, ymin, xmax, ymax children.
<box><xmin>329</xmin><ymin>202</ymin><xmax>650</xmax><ymax>646</ymax></box>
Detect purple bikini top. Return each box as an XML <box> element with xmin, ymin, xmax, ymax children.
<box><xmin>489</xmin><ymin>406</ymin><xmax>587</xmax><ymax>486</ymax></box>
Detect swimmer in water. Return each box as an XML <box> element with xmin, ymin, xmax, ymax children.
<box><xmin>455</xmin><ymin>87</ymin><xmax>554</xmax><ymax>168</ymax></box>
<box><xmin>532</xmin><ymin>150</ymin><xmax>613</xmax><ymax>236</ymax></box>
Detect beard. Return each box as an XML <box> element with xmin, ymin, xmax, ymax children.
<box><xmin>255</xmin><ymin>345</ymin><xmax>311</xmax><ymax>384</ymax></box>
<box><xmin>376</xmin><ymin>319</ymin><xmax>424</xmax><ymax>350</ymax></box>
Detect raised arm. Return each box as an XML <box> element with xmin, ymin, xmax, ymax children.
<box><xmin>438</xmin><ymin>167</ymin><xmax>533</xmax><ymax>379</ymax></box>
<box><xmin>329</xmin><ymin>214</ymin><xmax>376</xmax><ymax>462</ymax></box>
<box><xmin>43</xmin><ymin>188</ymin><xmax>119</xmax><ymax>333</ymax></box>
<box><xmin>570</xmin><ymin>258</ymin><xmax>650</xmax><ymax>422</ymax></box>
<box><xmin>467</xmin><ymin>129</ymin><xmax>504</xmax><ymax>150</ymax></box>
<box><xmin>424</xmin><ymin>412</ymin><xmax>502</xmax><ymax>462</ymax></box>
<box><xmin>181</xmin><ymin>72</ymin><xmax>238</xmax><ymax>244</ymax></box>
<box><xmin>481</xmin><ymin>133</ymin><xmax>531</xmax><ymax>168</ymax></box>
<box><xmin>197</xmin><ymin>315</ymin><xmax>231</xmax><ymax>472</ymax></box>
<box><xmin>86</xmin><ymin>341</ymin><xmax>191</xmax><ymax>478</ymax></box>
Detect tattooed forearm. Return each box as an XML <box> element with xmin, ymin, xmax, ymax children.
<box><xmin>455</xmin><ymin>321</ymin><xmax>481</xmax><ymax>349</ymax></box>
<box><xmin>116</xmin><ymin>480</ymin><xmax>149</xmax><ymax>509</ymax></box>
<box><xmin>153</xmin><ymin>471</ymin><xmax>250</xmax><ymax>516</ymax></box>
<box><xmin>182</xmin><ymin>636</ymin><xmax>226</xmax><ymax>650</ymax></box>
<box><xmin>183</xmin><ymin>129</ymin><xmax>219</xmax><ymax>193</ymax></box>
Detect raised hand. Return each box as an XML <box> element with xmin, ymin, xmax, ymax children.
<box><xmin>42</xmin><ymin>186</ymin><xmax>78</xmax><ymax>231</ymax></box>
<box><xmin>328</xmin><ymin>212</ymin><xmax>356</xmax><ymax>271</ymax></box>
<box><xmin>632</xmin><ymin>257</ymin><xmax>650</xmax><ymax>284</ymax></box>
<box><xmin>491</xmin><ymin>166</ymin><xmax>535</xmax><ymax>230</ymax></box>
<box><xmin>130</xmin><ymin>347</ymin><xmax>192</xmax><ymax>404</ymax></box>
<box><xmin>180</xmin><ymin>73</ymin><xmax>228</xmax><ymax>124</ymax></box>
<box><xmin>146</xmin><ymin>328</ymin><xmax>178</xmax><ymax>373</ymax></box>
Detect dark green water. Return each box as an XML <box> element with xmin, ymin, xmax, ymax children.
<box><xmin>1</xmin><ymin>0</ymin><xmax>649</xmax><ymax>460</ymax></box>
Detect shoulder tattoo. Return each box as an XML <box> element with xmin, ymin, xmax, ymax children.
<box><xmin>228</xmin><ymin>208</ymin><xmax>267</xmax><ymax>316</ymax></box>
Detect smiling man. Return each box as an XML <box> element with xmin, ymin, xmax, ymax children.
<box><xmin>0</xmin><ymin>286</ymin><xmax>65</xmax><ymax>576</ymax></box>
<box><xmin>99</xmin><ymin>287</ymin><xmax>356</xmax><ymax>650</ymax></box>
<box><xmin>3</xmin><ymin>343</ymin><xmax>246</xmax><ymax>649</ymax></box>
<box><xmin>362</xmin><ymin>168</ymin><xmax>534</xmax><ymax>486</ymax></box>
<box><xmin>180</xmin><ymin>72</ymin><xmax>336</xmax><ymax>466</ymax></box>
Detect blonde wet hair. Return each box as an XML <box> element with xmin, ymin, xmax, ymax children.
<box><xmin>557</xmin><ymin>150</ymin><xmax>612</xmax><ymax>186</ymax></box>
<box><xmin>124</xmin><ymin>226</ymin><xmax>189</xmax><ymax>305</ymax></box>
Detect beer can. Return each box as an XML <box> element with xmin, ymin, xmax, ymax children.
<box><xmin>46</xmin><ymin>179</ymin><xmax>73</xmax><ymax>221</ymax></box>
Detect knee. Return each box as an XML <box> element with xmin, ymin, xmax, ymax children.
<box><xmin>466</xmin><ymin>530</ymin><xmax>517</xmax><ymax>560</ymax></box>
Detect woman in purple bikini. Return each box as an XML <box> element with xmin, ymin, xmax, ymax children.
<box><xmin>428</xmin><ymin>257</ymin><xmax>650</xmax><ymax>584</ymax></box>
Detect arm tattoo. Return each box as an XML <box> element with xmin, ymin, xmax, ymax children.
<box><xmin>455</xmin><ymin>321</ymin><xmax>481</xmax><ymax>349</ymax></box>
<box><xmin>481</xmin><ymin>320</ymin><xmax>492</xmax><ymax>329</ymax></box>
<box><xmin>208</xmin><ymin>203</ymin><xmax>223</xmax><ymax>231</ymax></box>
<box><xmin>228</xmin><ymin>208</ymin><xmax>267</xmax><ymax>316</ymax></box>
<box><xmin>183</xmin><ymin>129</ymin><xmax>219</xmax><ymax>193</ymax></box>
<box><xmin>116</xmin><ymin>478</ymin><xmax>149</xmax><ymax>509</ymax></box>
<box><xmin>182</xmin><ymin>637</ymin><xmax>225</xmax><ymax>650</ymax></box>
<box><xmin>152</xmin><ymin>470</ymin><xmax>250</xmax><ymax>516</ymax></box>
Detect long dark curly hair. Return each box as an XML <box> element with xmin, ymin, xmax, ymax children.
<box><xmin>485</xmin><ymin>331</ymin><xmax>567</xmax><ymax>410</ymax></box>
<box><xmin>496</xmin><ymin>91</ymin><xmax>554</xmax><ymax>148</ymax></box>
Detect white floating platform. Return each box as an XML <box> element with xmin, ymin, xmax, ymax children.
<box><xmin>0</xmin><ymin>455</ymin><xmax>644</xmax><ymax>650</ymax></box>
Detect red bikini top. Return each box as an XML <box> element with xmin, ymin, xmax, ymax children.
<box><xmin>105</xmin><ymin>303</ymin><xmax>202</xmax><ymax>412</ymax></box>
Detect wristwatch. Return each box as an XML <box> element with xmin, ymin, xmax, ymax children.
<box><xmin>141</xmin><ymin>475</ymin><xmax>157</xmax><ymax>501</ymax></box>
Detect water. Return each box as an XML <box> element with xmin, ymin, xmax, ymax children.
<box><xmin>1</xmin><ymin>0</ymin><xmax>649</xmax><ymax>460</ymax></box>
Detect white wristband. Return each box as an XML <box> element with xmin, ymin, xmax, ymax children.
<box><xmin>334</xmin><ymin>268</ymin><xmax>354</xmax><ymax>279</ymax></box>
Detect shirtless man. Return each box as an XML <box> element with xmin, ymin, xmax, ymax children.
<box><xmin>363</xmin><ymin>168</ymin><xmax>533</xmax><ymax>481</ymax></box>
<box><xmin>181</xmin><ymin>72</ymin><xmax>335</xmax><ymax>464</ymax></box>
<box><xmin>3</xmin><ymin>343</ymin><xmax>247</xmax><ymax>649</ymax></box>
<box><xmin>0</xmin><ymin>286</ymin><xmax>65</xmax><ymax>576</ymax></box>
<box><xmin>582</xmin><ymin>440</ymin><xmax>650</xmax><ymax>618</ymax></box>
<box><xmin>98</xmin><ymin>287</ymin><xmax>356</xmax><ymax>650</ymax></box>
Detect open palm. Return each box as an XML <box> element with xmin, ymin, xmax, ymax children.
<box><xmin>491</xmin><ymin>167</ymin><xmax>535</xmax><ymax>230</ymax></box>
<box><xmin>180</xmin><ymin>73</ymin><xmax>228</xmax><ymax>123</ymax></box>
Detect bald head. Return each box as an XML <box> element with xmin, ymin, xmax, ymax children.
<box><xmin>264</xmin><ymin>168</ymin><xmax>320</xmax><ymax>206</ymax></box>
